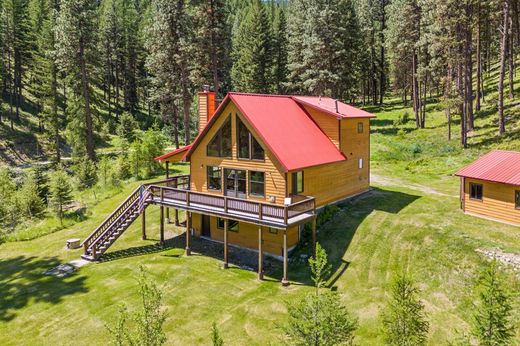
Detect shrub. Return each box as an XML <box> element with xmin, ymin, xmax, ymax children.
<box><xmin>116</xmin><ymin>112</ymin><xmax>139</xmax><ymax>143</ymax></box>
<box><xmin>49</xmin><ymin>166</ymin><xmax>73</xmax><ymax>223</ymax></box>
<box><xmin>17</xmin><ymin>171</ymin><xmax>46</xmax><ymax>218</ymax></box>
<box><xmin>73</xmin><ymin>157</ymin><xmax>98</xmax><ymax>190</ymax></box>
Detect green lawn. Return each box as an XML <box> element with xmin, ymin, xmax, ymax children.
<box><xmin>2</xmin><ymin>91</ymin><xmax>520</xmax><ymax>344</ymax></box>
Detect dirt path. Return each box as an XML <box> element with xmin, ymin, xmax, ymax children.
<box><xmin>371</xmin><ymin>173</ymin><xmax>459</xmax><ymax>198</ymax></box>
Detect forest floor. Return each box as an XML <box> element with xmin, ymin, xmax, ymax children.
<box><xmin>1</xmin><ymin>89</ymin><xmax>520</xmax><ymax>344</ymax></box>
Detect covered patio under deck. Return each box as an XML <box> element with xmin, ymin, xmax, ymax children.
<box><xmin>143</xmin><ymin>175</ymin><xmax>317</xmax><ymax>285</ymax></box>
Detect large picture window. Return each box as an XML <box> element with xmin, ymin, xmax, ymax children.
<box><xmin>249</xmin><ymin>171</ymin><xmax>265</xmax><ymax>197</ymax></box>
<box><xmin>207</xmin><ymin>166</ymin><xmax>222</xmax><ymax>191</ymax></box>
<box><xmin>217</xmin><ymin>218</ymin><xmax>239</xmax><ymax>232</ymax></box>
<box><xmin>237</xmin><ymin>117</ymin><xmax>264</xmax><ymax>160</ymax></box>
<box><xmin>515</xmin><ymin>191</ymin><xmax>520</xmax><ymax>209</ymax></box>
<box><xmin>292</xmin><ymin>171</ymin><xmax>304</xmax><ymax>194</ymax></box>
<box><xmin>207</xmin><ymin>117</ymin><xmax>232</xmax><ymax>157</ymax></box>
<box><xmin>470</xmin><ymin>183</ymin><xmax>483</xmax><ymax>201</ymax></box>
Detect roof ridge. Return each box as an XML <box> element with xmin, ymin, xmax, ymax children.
<box><xmin>228</xmin><ymin>91</ymin><xmax>291</xmax><ymax>98</ymax></box>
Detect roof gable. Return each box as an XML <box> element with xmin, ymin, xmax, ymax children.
<box><xmin>455</xmin><ymin>150</ymin><xmax>520</xmax><ymax>186</ymax></box>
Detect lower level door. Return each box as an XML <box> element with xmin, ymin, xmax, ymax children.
<box><xmin>201</xmin><ymin>215</ymin><xmax>211</xmax><ymax>237</ymax></box>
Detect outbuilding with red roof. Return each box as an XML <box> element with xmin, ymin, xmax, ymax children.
<box><xmin>456</xmin><ymin>150</ymin><xmax>520</xmax><ymax>226</ymax></box>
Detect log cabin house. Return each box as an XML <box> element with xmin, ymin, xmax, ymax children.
<box><xmin>456</xmin><ymin>150</ymin><xmax>520</xmax><ymax>226</ymax></box>
<box><xmin>81</xmin><ymin>87</ymin><xmax>375</xmax><ymax>285</ymax></box>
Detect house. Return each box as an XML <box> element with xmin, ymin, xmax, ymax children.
<box><xmin>456</xmin><ymin>150</ymin><xmax>520</xmax><ymax>226</ymax></box>
<box><xmin>81</xmin><ymin>87</ymin><xmax>375</xmax><ymax>285</ymax></box>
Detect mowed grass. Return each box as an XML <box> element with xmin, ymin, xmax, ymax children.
<box><xmin>2</xmin><ymin>79</ymin><xmax>520</xmax><ymax>344</ymax></box>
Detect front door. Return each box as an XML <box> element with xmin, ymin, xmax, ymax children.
<box><xmin>201</xmin><ymin>215</ymin><xmax>211</xmax><ymax>237</ymax></box>
<box><xmin>224</xmin><ymin>169</ymin><xmax>246</xmax><ymax>198</ymax></box>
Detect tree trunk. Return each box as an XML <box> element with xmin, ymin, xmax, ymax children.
<box><xmin>51</xmin><ymin>60</ymin><xmax>60</xmax><ymax>164</ymax></box>
<box><xmin>465</xmin><ymin>4</ymin><xmax>474</xmax><ymax>132</ymax></box>
<box><xmin>79</xmin><ymin>43</ymin><xmax>96</xmax><ymax>161</ymax></box>
<box><xmin>498</xmin><ymin>0</ymin><xmax>509</xmax><ymax>135</ymax></box>
<box><xmin>412</xmin><ymin>51</ymin><xmax>420</xmax><ymax>128</ymax></box>
<box><xmin>508</xmin><ymin>18</ymin><xmax>515</xmax><ymax>99</ymax></box>
<box><xmin>476</xmin><ymin>2</ymin><xmax>482</xmax><ymax>112</ymax></box>
<box><xmin>379</xmin><ymin>0</ymin><xmax>386</xmax><ymax>105</ymax></box>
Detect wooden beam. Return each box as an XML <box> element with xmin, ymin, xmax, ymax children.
<box><xmin>223</xmin><ymin>219</ymin><xmax>229</xmax><ymax>269</ymax></box>
<box><xmin>185</xmin><ymin>212</ymin><xmax>192</xmax><ymax>256</ymax></box>
<box><xmin>282</xmin><ymin>230</ymin><xmax>289</xmax><ymax>286</ymax></box>
<box><xmin>258</xmin><ymin>226</ymin><xmax>263</xmax><ymax>280</ymax></box>
<box><xmin>141</xmin><ymin>208</ymin><xmax>146</xmax><ymax>240</ymax></box>
<box><xmin>160</xmin><ymin>206</ymin><xmax>164</xmax><ymax>245</ymax></box>
<box><xmin>312</xmin><ymin>217</ymin><xmax>317</xmax><ymax>258</ymax></box>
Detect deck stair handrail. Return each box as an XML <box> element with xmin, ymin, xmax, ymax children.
<box><xmin>81</xmin><ymin>175</ymin><xmax>190</xmax><ymax>260</ymax></box>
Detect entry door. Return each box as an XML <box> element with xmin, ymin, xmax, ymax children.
<box><xmin>224</xmin><ymin>169</ymin><xmax>246</xmax><ymax>198</ymax></box>
<box><xmin>201</xmin><ymin>215</ymin><xmax>211</xmax><ymax>237</ymax></box>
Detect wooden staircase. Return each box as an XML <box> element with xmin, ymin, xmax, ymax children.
<box><xmin>81</xmin><ymin>186</ymin><xmax>151</xmax><ymax>261</ymax></box>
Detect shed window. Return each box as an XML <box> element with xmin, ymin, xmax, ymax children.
<box><xmin>249</xmin><ymin>171</ymin><xmax>265</xmax><ymax>197</ymax></box>
<box><xmin>357</xmin><ymin>122</ymin><xmax>364</xmax><ymax>134</ymax></box>
<box><xmin>207</xmin><ymin>117</ymin><xmax>232</xmax><ymax>157</ymax></box>
<box><xmin>516</xmin><ymin>191</ymin><xmax>520</xmax><ymax>209</ymax></box>
<box><xmin>207</xmin><ymin>166</ymin><xmax>222</xmax><ymax>191</ymax></box>
<box><xmin>292</xmin><ymin>171</ymin><xmax>304</xmax><ymax>194</ymax></box>
<box><xmin>217</xmin><ymin>218</ymin><xmax>239</xmax><ymax>232</ymax></box>
<box><xmin>359</xmin><ymin>158</ymin><xmax>363</xmax><ymax>169</ymax></box>
<box><xmin>237</xmin><ymin>117</ymin><xmax>264</xmax><ymax>160</ymax></box>
<box><xmin>470</xmin><ymin>183</ymin><xmax>483</xmax><ymax>201</ymax></box>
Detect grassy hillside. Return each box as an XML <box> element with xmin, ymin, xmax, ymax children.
<box><xmin>1</xmin><ymin>86</ymin><xmax>519</xmax><ymax>344</ymax></box>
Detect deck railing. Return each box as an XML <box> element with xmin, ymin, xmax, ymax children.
<box><xmin>147</xmin><ymin>181</ymin><xmax>315</xmax><ymax>226</ymax></box>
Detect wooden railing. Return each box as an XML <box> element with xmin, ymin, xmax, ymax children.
<box><xmin>147</xmin><ymin>184</ymin><xmax>315</xmax><ymax>226</ymax></box>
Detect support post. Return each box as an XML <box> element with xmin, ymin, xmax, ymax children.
<box><xmin>165</xmin><ymin>161</ymin><xmax>169</xmax><ymax>179</ymax></box>
<box><xmin>175</xmin><ymin>209</ymin><xmax>179</xmax><ymax>226</ymax></box>
<box><xmin>166</xmin><ymin>207</ymin><xmax>170</xmax><ymax>224</ymax></box>
<box><xmin>185</xmin><ymin>212</ymin><xmax>191</xmax><ymax>256</ymax></box>
<box><xmin>282</xmin><ymin>229</ymin><xmax>289</xmax><ymax>286</ymax></box>
<box><xmin>258</xmin><ymin>226</ymin><xmax>263</xmax><ymax>280</ymax></box>
<box><xmin>223</xmin><ymin>219</ymin><xmax>229</xmax><ymax>269</ymax></box>
<box><xmin>141</xmin><ymin>208</ymin><xmax>146</xmax><ymax>240</ymax></box>
<box><xmin>312</xmin><ymin>217</ymin><xmax>317</xmax><ymax>258</ymax></box>
<box><xmin>160</xmin><ymin>206</ymin><xmax>164</xmax><ymax>245</ymax></box>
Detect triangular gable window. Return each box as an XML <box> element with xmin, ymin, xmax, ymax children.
<box><xmin>237</xmin><ymin>116</ymin><xmax>264</xmax><ymax>160</ymax></box>
<box><xmin>207</xmin><ymin>116</ymin><xmax>232</xmax><ymax>157</ymax></box>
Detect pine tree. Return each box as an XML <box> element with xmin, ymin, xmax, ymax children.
<box><xmin>55</xmin><ymin>0</ymin><xmax>97</xmax><ymax>161</ymax></box>
<box><xmin>472</xmin><ymin>259</ymin><xmax>514</xmax><ymax>345</ymax></box>
<box><xmin>271</xmin><ymin>4</ymin><xmax>288</xmax><ymax>94</ymax></box>
<box><xmin>381</xmin><ymin>274</ymin><xmax>429</xmax><ymax>346</ymax></box>
<box><xmin>17</xmin><ymin>171</ymin><xmax>45</xmax><ymax>218</ymax></box>
<box><xmin>284</xmin><ymin>242</ymin><xmax>358</xmax><ymax>345</ymax></box>
<box><xmin>49</xmin><ymin>166</ymin><xmax>73</xmax><ymax>223</ymax></box>
<box><xmin>231</xmin><ymin>0</ymin><xmax>272</xmax><ymax>93</ymax></box>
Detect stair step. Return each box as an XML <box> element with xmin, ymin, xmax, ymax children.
<box><xmin>81</xmin><ymin>254</ymin><xmax>97</xmax><ymax>261</ymax></box>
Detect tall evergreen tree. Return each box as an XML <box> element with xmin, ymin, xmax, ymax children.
<box><xmin>55</xmin><ymin>0</ymin><xmax>98</xmax><ymax>161</ymax></box>
<box><xmin>231</xmin><ymin>0</ymin><xmax>272</xmax><ymax>93</ymax></box>
<box><xmin>271</xmin><ymin>3</ymin><xmax>288</xmax><ymax>94</ymax></box>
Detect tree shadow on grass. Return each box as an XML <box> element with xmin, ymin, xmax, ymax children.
<box><xmin>279</xmin><ymin>187</ymin><xmax>421</xmax><ymax>287</ymax></box>
<box><xmin>0</xmin><ymin>256</ymin><xmax>88</xmax><ymax>322</ymax></box>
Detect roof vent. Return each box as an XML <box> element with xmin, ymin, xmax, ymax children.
<box><xmin>335</xmin><ymin>100</ymin><xmax>339</xmax><ymax>113</ymax></box>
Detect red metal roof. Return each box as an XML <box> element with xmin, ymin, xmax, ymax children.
<box><xmin>154</xmin><ymin>144</ymin><xmax>192</xmax><ymax>162</ymax></box>
<box><xmin>455</xmin><ymin>150</ymin><xmax>520</xmax><ymax>186</ymax></box>
<box><xmin>185</xmin><ymin>92</ymin><xmax>374</xmax><ymax>171</ymax></box>
<box><xmin>292</xmin><ymin>96</ymin><xmax>376</xmax><ymax>119</ymax></box>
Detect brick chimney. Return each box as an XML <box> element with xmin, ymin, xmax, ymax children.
<box><xmin>198</xmin><ymin>85</ymin><xmax>217</xmax><ymax>133</ymax></box>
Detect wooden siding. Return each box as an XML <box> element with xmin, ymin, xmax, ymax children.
<box><xmin>287</xmin><ymin>117</ymin><xmax>370</xmax><ymax>207</ymax></box>
<box><xmin>463</xmin><ymin>178</ymin><xmax>520</xmax><ymax>225</ymax></box>
<box><xmin>164</xmin><ymin>150</ymin><xmax>186</xmax><ymax>163</ymax></box>
<box><xmin>190</xmin><ymin>102</ymin><xmax>287</xmax><ymax>205</ymax></box>
<box><xmin>302</xmin><ymin>105</ymin><xmax>340</xmax><ymax>148</ymax></box>
<box><xmin>190</xmin><ymin>213</ymin><xmax>299</xmax><ymax>255</ymax></box>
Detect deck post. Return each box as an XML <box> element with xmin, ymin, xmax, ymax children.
<box><xmin>185</xmin><ymin>212</ymin><xmax>192</xmax><ymax>256</ymax></box>
<box><xmin>223</xmin><ymin>219</ymin><xmax>229</xmax><ymax>269</ymax></box>
<box><xmin>165</xmin><ymin>161</ymin><xmax>169</xmax><ymax>179</ymax></box>
<box><xmin>258</xmin><ymin>226</ymin><xmax>263</xmax><ymax>280</ymax></box>
<box><xmin>175</xmin><ymin>209</ymin><xmax>179</xmax><ymax>226</ymax></box>
<box><xmin>141</xmin><ymin>208</ymin><xmax>146</xmax><ymax>240</ymax></box>
<box><xmin>166</xmin><ymin>207</ymin><xmax>170</xmax><ymax>224</ymax></box>
<box><xmin>282</xmin><ymin>229</ymin><xmax>289</xmax><ymax>286</ymax></box>
<box><xmin>312</xmin><ymin>216</ymin><xmax>317</xmax><ymax>258</ymax></box>
<box><xmin>160</xmin><ymin>206</ymin><xmax>164</xmax><ymax>245</ymax></box>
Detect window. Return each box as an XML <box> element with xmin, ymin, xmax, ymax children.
<box><xmin>237</xmin><ymin>117</ymin><xmax>264</xmax><ymax>160</ymax></box>
<box><xmin>225</xmin><ymin>169</ymin><xmax>246</xmax><ymax>198</ymax></box>
<box><xmin>207</xmin><ymin>166</ymin><xmax>222</xmax><ymax>191</ymax></box>
<box><xmin>207</xmin><ymin>117</ymin><xmax>232</xmax><ymax>157</ymax></box>
<box><xmin>269</xmin><ymin>228</ymin><xmax>278</xmax><ymax>234</ymax></box>
<box><xmin>470</xmin><ymin>183</ymin><xmax>483</xmax><ymax>201</ymax></box>
<box><xmin>249</xmin><ymin>171</ymin><xmax>265</xmax><ymax>197</ymax></box>
<box><xmin>357</xmin><ymin>122</ymin><xmax>364</xmax><ymax>134</ymax></box>
<box><xmin>516</xmin><ymin>191</ymin><xmax>520</xmax><ymax>209</ymax></box>
<box><xmin>292</xmin><ymin>171</ymin><xmax>304</xmax><ymax>194</ymax></box>
<box><xmin>358</xmin><ymin>158</ymin><xmax>363</xmax><ymax>169</ymax></box>
<box><xmin>217</xmin><ymin>218</ymin><xmax>239</xmax><ymax>232</ymax></box>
